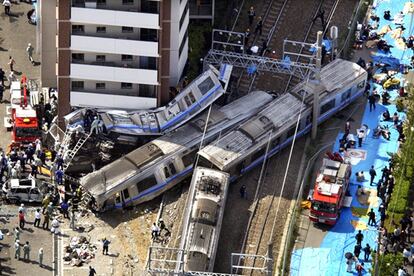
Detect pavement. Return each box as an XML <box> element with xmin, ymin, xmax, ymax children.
<box><xmin>0</xmin><ymin>2</ymin><xmax>47</xmax><ymax>275</ymax></box>
<box><xmin>0</xmin><ymin>0</ymin><xmax>40</xmax><ymax>150</ymax></box>
<box><xmin>290</xmin><ymin>0</ymin><xmax>412</xmax><ymax>275</ymax></box>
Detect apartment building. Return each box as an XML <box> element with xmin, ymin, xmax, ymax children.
<box><xmin>39</xmin><ymin>0</ymin><xmax>189</xmax><ymax>124</ymax></box>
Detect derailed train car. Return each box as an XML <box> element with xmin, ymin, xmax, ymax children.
<box><xmin>181</xmin><ymin>167</ymin><xmax>230</xmax><ymax>272</ymax></box>
<box><xmin>80</xmin><ymin>91</ymin><xmax>273</xmax><ymax>210</ymax></box>
<box><xmin>179</xmin><ymin>59</ymin><xmax>367</xmax><ymax>272</ymax></box>
<box><xmin>198</xmin><ymin>59</ymin><xmax>368</xmax><ymax>177</ymax></box>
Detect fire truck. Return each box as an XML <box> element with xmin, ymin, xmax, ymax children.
<box><xmin>309</xmin><ymin>158</ymin><xmax>352</xmax><ymax>225</ymax></box>
<box><xmin>4</xmin><ymin>76</ymin><xmax>41</xmax><ymax>147</ymax></box>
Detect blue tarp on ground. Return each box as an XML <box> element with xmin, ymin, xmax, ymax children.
<box><xmin>290</xmin><ymin>0</ymin><xmax>410</xmax><ymax>275</ymax></box>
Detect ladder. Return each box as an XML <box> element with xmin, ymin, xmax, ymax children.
<box><xmin>57</xmin><ymin>127</ymin><xmax>73</xmax><ymax>157</ymax></box>
<box><xmin>63</xmin><ymin>132</ymin><xmax>91</xmax><ymax>172</ymax></box>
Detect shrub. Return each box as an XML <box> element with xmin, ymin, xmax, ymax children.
<box><xmin>371</xmin><ymin>252</ymin><xmax>404</xmax><ymax>275</ymax></box>
<box><xmin>396</xmin><ymin>98</ymin><xmax>405</xmax><ymax>112</ymax></box>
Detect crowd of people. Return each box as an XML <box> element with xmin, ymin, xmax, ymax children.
<box><xmin>344</xmin><ymin>6</ymin><xmax>414</xmax><ymax>275</ymax></box>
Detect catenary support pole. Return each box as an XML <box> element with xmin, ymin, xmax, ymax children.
<box><xmin>311</xmin><ymin>31</ymin><xmax>323</xmax><ymax>140</ymax></box>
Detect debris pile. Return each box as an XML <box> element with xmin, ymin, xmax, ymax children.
<box><xmin>63</xmin><ymin>235</ymin><xmax>97</xmax><ymax>266</ymax></box>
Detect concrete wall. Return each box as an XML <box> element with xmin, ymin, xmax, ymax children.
<box><xmin>169</xmin><ymin>0</ymin><xmax>189</xmax><ymax>86</ymax></box>
<box><xmin>40</xmin><ymin>0</ymin><xmax>58</xmax><ymax>88</ymax></box>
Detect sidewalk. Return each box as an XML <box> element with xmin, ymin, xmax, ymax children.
<box><xmin>290</xmin><ymin>0</ymin><xmax>411</xmax><ymax>274</ymax></box>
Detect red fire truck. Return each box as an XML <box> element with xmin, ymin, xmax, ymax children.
<box><xmin>309</xmin><ymin>158</ymin><xmax>352</xmax><ymax>225</ymax></box>
<box><xmin>5</xmin><ymin>76</ymin><xmax>41</xmax><ymax>147</ymax></box>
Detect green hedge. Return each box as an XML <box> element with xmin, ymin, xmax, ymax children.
<box><xmin>371</xmin><ymin>252</ymin><xmax>404</xmax><ymax>275</ymax></box>
<box><xmin>387</xmin><ymin>179</ymin><xmax>410</xmax><ymax>214</ymax></box>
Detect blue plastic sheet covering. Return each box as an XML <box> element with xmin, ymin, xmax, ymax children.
<box><xmin>290</xmin><ymin>1</ymin><xmax>409</xmax><ymax>275</ymax></box>
<box><xmin>309</xmin><ymin>39</ymin><xmax>332</xmax><ymax>53</ymax></box>
<box><xmin>371</xmin><ymin>53</ymin><xmax>401</xmax><ymax>68</ymax></box>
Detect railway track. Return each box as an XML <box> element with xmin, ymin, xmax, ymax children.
<box><xmin>233</xmin><ymin>0</ymin><xmax>290</xmax><ymax>99</ymax></box>
<box><xmin>237</xmin><ymin>0</ymin><xmax>341</xmax><ymax>274</ymax></box>
<box><xmin>283</xmin><ymin>0</ymin><xmax>341</xmax><ymax>92</ymax></box>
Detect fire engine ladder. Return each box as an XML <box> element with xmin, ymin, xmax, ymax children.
<box><xmin>62</xmin><ymin>132</ymin><xmax>91</xmax><ymax>172</ymax></box>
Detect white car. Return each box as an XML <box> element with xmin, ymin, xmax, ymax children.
<box><xmin>2</xmin><ymin>178</ymin><xmax>51</xmax><ymax>204</ymax></box>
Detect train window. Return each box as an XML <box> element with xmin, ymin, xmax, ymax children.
<box><xmin>136</xmin><ymin>176</ymin><xmax>158</xmax><ymax>193</ymax></box>
<box><xmin>197</xmin><ymin>77</ymin><xmax>215</xmax><ymax>95</ymax></box>
<box><xmin>252</xmin><ymin>148</ymin><xmax>266</xmax><ymax>162</ymax></box>
<box><xmin>182</xmin><ymin>151</ymin><xmax>196</xmax><ymax>167</ymax></box>
<box><xmin>169</xmin><ymin>163</ymin><xmax>177</xmax><ymax>175</ymax></box>
<box><xmin>184</xmin><ymin>95</ymin><xmax>194</xmax><ymax>106</ymax></box>
<box><xmin>287</xmin><ymin>127</ymin><xmax>296</xmax><ymax>138</ymax></box>
<box><xmin>341</xmin><ymin>89</ymin><xmax>351</xmax><ymax>102</ymax></box>
<box><xmin>123</xmin><ymin>188</ymin><xmax>130</xmax><ymax>199</ymax></box>
<box><xmin>188</xmin><ymin>92</ymin><xmax>196</xmax><ymax>103</ymax></box>
<box><xmin>272</xmin><ymin>137</ymin><xmax>280</xmax><ymax>148</ymax></box>
<box><xmin>357</xmin><ymin>80</ymin><xmax>365</xmax><ymax>88</ymax></box>
<box><xmin>320</xmin><ymin>99</ymin><xmax>335</xmax><ymax>115</ymax></box>
<box><xmin>164</xmin><ymin>167</ymin><xmax>171</xmax><ymax>178</ymax></box>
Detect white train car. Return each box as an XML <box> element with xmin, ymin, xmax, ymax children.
<box><xmin>172</xmin><ymin>59</ymin><xmax>367</xmax><ymax>274</ymax></box>
<box><xmin>180</xmin><ymin>167</ymin><xmax>230</xmax><ymax>272</ymax></box>
<box><xmin>80</xmin><ymin>91</ymin><xmax>273</xmax><ymax>210</ymax></box>
<box><xmin>65</xmin><ymin>65</ymin><xmax>233</xmax><ymax>139</ymax></box>
<box><xmin>198</xmin><ymin>59</ymin><xmax>367</xmax><ymax>178</ymax></box>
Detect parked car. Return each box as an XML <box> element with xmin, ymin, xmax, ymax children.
<box><xmin>2</xmin><ymin>178</ymin><xmax>52</xmax><ymax>204</ymax></box>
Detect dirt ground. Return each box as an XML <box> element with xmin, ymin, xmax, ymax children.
<box><xmin>58</xmin><ymin>200</ymin><xmax>160</xmax><ymax>275</ymax></box>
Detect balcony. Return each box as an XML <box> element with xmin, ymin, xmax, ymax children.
<box><xmin>72</xmin><ymin>60</ymin><xmax>157</xmax><ymax>70</ymax></box>
<box><xmin>71</xmin><ymin>35</ymin><xmax>159</xmax><ymax>57</ymax></box>
<box><xmin>70</xmin><ymin>63</ymin><xmax>158</xmax><ymax>85</ymax></box>
<box><xmin>72</xmin><ymin>0</ymin><xmax>159</xmax><ymax>13</ymax></box>
<box><xmin>71</xmin><ymin>91</ymin><xmax>157</xmax><ymax>110</ymax></box>
<box><xmin>71</xmin><ymin>7</ymin><xmax>160</xmax><ymax>29</ymax></box>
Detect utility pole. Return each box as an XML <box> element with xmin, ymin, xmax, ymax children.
<box><xmin>311</xmin><ymin>31</ymin><xmax>323</xmax><ymax>140</ymax></box>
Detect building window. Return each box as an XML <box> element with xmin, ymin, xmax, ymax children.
<box><xmin>96</xmin><ymin>55</ymin><xmax>106</xmax><ymax>62</ymax></box>
<box><xmin>141</xmin><ymin>0</ymin><xmax>158</xmax><ymax>13</ymax></box>
<box><xmin>72</xmin><ymin>25</ymin><xmax>84</xmax><ymax>34</ymax></box>
<box><xmin>71</xmin><ymin>81</ymin><xmax>84</xmax><ymax>90</ymax></box>
<box><xmin>140</xmin><ymin>28</ymin><xmax>158</xmax><ymax>42</ymax></box>
<box><xmin>97</xmin><ymin>0</ymin><xmax>106</xmax><ymax>5</ymax></box>
<box><xmin>122</xmin><ymin>0</ymin><xmax>134</xmax><ymax>5</ymax></box>
<box><xmin>71</xmin><ymin>53</ymin><xmax>84</xmax><ymax>62</ymax></box>
<box><xmin>96</xmin><ymin>83</ymin><xmax>106</xmax><ymax>90</ymax></box>
<box><xmin>139</xmin><ymin>84</ymin><xmax>156</xmax><ymax>98</ymax></box>
<box><xmin>122</xmin><ymin>26</ymin><xmax>133</xmax><ymax>33</ymax></box>
<box><xmin>179</xmin><ymin>27</ymin><xmax>188</xmax><ymax>58</ymax></box>
<box><xmin>96</xmin><ymin>26</ymin><xmax>106</xmax><ymax>33</ymax></box>
<box><xmin>179</xmin><ymin>2</ymin><xmax>189</xmax><ymax>31</ymax></box>
<box><xmin>121</xmin><ymin>83</ymin><xmax>133</xmax><ymax>89</ymax></box>
<box><xmin>122</xmin><ymin>55</ymin><xmax>133</xmax><ymax>61</ymax></box>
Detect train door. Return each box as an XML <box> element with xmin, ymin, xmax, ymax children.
<box><xmin>163</xmin><ymin>161</ymin><xmax>178</xmax><ymax>180</ymax></box>
<box><xmin>114</xmin><ymin>188</ymin><xmax>132</xmax><ymax>208</ymax></box>
<box><xmin>340</xmin><ymin>88</ymin><xmax>351</xmax><ymax>107</ymax></box>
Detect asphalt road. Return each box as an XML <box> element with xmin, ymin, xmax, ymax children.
<box><xmin>0</xmin><ymin>1</ymin><xmax>48</xmax><ymax>275</ymax></box>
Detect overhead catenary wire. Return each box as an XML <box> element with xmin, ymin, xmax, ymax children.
<box><xmin>267</xmin><ymin>75</ymin><xmax>308</xmax><ymax>247</ymax></box>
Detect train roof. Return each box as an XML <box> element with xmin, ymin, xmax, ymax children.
<box><xmin>291</xmin><ymin>59</ymin><xmax>367</xmax><ymax>103</ymax></box>
<box><xmin>198</xmin><ymin>59</ymin><xmax>367</xmax><ymax>171</ymax></box>
<box><xmin>80</xmin><ymin>91</ymin><xmax>272</xmax><ymax>199</ymax></box>
<box><xmin>151</xmin><ymin>91</ymin><xmax>273</xmax><ymax>155</ymax></box>
<box><xmin>198</xmin><ymin>93</ymin><xmax>304</xmax><ymax>171</ymax></box>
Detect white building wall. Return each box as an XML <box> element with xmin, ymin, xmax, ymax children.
<box><xmin>71</xmin><ymin>7</ymin><xmax>160</xmax><ymax>29</ymax></box>
<box><xmin>169</xmin><ymin>0</ymin><xmax>189</xmax><ymax>86</ymax></box>
<box><xmin>71</xmin><ymin>35</ymin><xmax>159</xmax><ymax>57</ymax></box>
